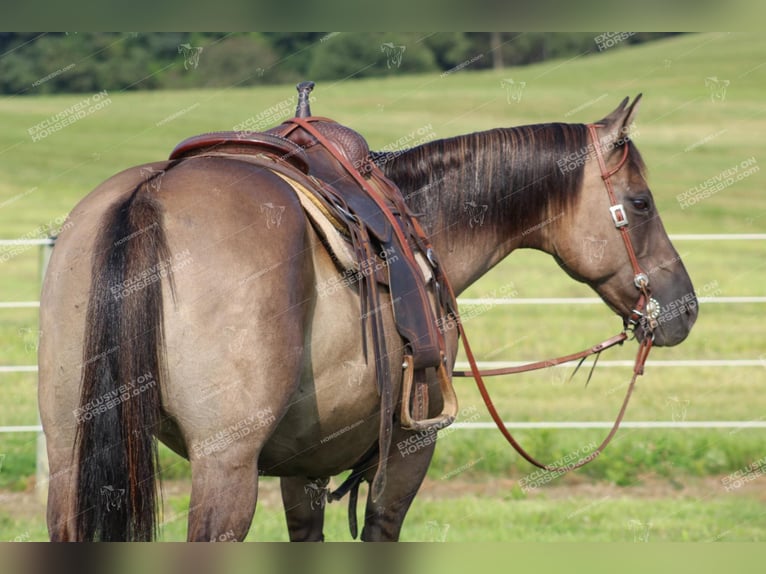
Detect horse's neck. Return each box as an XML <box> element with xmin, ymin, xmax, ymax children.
<box><xmin>392</xmin><ymin>135</ymin><xmax>539</xmax><ymax>295</ymax></box>
<box><xmin>418</xmin><ymin>174</ymin><xmax>522</xmax><ymax>295</ymax></box>
<box><xmin>388</xmin><ymin>126</ymin><xmax>584</xmax><ymax>295</ymax></box>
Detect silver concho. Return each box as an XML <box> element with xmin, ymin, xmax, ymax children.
<box><xmin>645</xmin><ymin>297</ymin><xmax>661</xmax><ymax>321</ymax></box>
<box><xmin>634</xmin><ymin>273</ymin><xmax>649</xmax><ymax>289</ymax></box>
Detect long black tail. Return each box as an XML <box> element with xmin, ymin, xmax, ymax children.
<box><xmin>74</xmin><ymin>172</ymin><xmax>174</xmax><ymax>541</ymax></box>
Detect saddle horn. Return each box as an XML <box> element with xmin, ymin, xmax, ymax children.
<box><xmin>295</xmin><ymin>81</ymin><xmax>315</xmax><ymax>117</ymax></box>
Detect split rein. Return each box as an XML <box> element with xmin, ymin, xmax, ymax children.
<box><xmin>451</xmin><ymin>319</ymin><xmax>652</xmax><ymax>473</ymax></box>
<box><xmin>447</xmin><ymin>124</ymin><xmax>659</xmax><ymax>473</ymax></box>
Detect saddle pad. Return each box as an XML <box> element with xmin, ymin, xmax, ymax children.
<box><xmin>262</xmin><ymin>162</ymin><xmax>437</xmax><ymax>296</ymax></box>
<box><xmin>267</xmin><ymin>169</ymin><xmax>359</xmax><ymax>273</ymax></box>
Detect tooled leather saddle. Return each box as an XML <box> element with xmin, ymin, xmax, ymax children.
<box><xmin>170</xmin><ymin>82</ymin><xmax>458</xmax><ymax>505</ymax></box>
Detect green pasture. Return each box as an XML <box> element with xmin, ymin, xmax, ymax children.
<box><xmin>1</xmin><ymin>32</ymin><xmax>765</xmax><ymax>540</ymax></box>
<box><xmin>3</xmin><ymin>476</ymin><xmax>766</xmax><ymax>542</ymax></box>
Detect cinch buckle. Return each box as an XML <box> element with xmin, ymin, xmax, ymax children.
<box><xmin>610</xmin><ymin>204</ymin><xmax>629</xmax><ymax>228</ymax></box>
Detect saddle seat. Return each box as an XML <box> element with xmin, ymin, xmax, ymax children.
<box><xmin>170</xmin><ymin>130</ymin><xmax>310</xmax><ymax>174</ymax></box>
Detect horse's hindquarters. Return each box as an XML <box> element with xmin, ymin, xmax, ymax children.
<box><xmin>38</xmin><ymin>157</ymin><xmax>318</xmax><ymax>539</ymax></box>
<box><xmin>151</xmin><ymin>158</ymin><xmax>317</xmax><ymax>453</ymax></box>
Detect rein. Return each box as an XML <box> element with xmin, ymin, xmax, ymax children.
<box><xmin>448</xmin><ymin>123</ymin><xmax>659</xmax><ymax>472</ymax></box>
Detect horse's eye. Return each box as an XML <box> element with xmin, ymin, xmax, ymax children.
<box><xmin>630</xmin><ymin>197</ymin><xmax>651</xmax><ymax>212</ymax></box>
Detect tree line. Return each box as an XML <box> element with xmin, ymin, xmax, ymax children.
<box><xmin>0</xmin><ymin>32</ymin><xmax>680</xmax><ymax>95</ymax></box>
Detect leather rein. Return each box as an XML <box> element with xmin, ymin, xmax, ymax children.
<box><xmin>449</xmin><ymin>123</ymin><xmax>660</xmax><ymax>472</ymax></box>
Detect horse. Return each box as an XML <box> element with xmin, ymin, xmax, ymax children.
<box><xmin>38</xmin><ymin>94</ymin><xmax>697</xmax><ymax>541</ymax></box>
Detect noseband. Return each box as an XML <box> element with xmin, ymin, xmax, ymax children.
<box><xmin>448</xmin><ymin>123</ymin><xmax>658</xmax><ymax>472</ymax></box>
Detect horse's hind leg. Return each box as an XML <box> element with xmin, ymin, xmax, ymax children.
<box><xmin>186</xmin><ymin>446</ymin><xmax>260</xmax><ymax>542</ymax></box>
<box><xmin>39</xmin><ymin>319</ymin><xmax>82</xmax><ymax>541</ymax></box>
<box><xmin>280</xmin><ymin>476</ymin><xmax>329</xmax><ymax>541</ymax></box>
<box><xmin>45</xmin><ymin>446</ymin><xmax>77</xmax><ymax>541</ymax></box>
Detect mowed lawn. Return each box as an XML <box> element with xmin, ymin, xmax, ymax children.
<box><xmin>0</xmin><ymin>32</ymin><xmax>765</xmax><ymax>541</ymax></box>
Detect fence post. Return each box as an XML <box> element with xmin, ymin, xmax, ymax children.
<box><xmin>35</xmin><ymin>238</ymin><xmax>54</xmax><ymax>505</ymax></box>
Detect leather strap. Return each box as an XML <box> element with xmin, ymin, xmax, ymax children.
<box><xmin>587</xmin><ymin>123</ymin><xmax>644</xmax><ymax>281</ymax></box>
<box><xmin>452</xmin><ymin>332</ymin><xmax>628</xmax><ymax>378</ymax></box>
<box><xmin>452</xmin><ymin>295</ymin><xmax>653</xmax><ymax>471</ymax></box>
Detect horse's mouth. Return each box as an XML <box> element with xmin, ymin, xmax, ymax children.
<box><xmin>628</xmin><ymin>319</ymin><xmax>651</xmax><ymax>344</ymax></box>
<box><xmin>629</xmin><ymin>306</ymin><xmax>697</xmax><ymax>348</ymax></box>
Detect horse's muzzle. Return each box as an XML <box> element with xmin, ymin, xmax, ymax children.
<box><xmin>634</xmin><ymin>293</ymin><xmax>698</xmax><ymax>347</ymax></box>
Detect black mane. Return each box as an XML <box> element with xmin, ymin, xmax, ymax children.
<box><xmin>374</xmin><ymin>123</ymin><xmax>597</xmax><ymax>239</ymax></box>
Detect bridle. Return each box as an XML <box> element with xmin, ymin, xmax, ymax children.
<box><xmin>586</xmin><ymin>123</ymin><xmax>660</xmax><ymax>336</ymax></box>
<box><xmin>448</xmin><ymin>123</ymin><xmax>660</xmax><ymax>472</ymax></box>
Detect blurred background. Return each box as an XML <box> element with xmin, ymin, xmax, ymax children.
<box><xmin>0</xmin><ymin>32</ymin><xmax>680</xmax><ymax>94</ymax></box>
<box><xmin>0</xmin><ymin>31</ymin><xmax>764</xmax><ymax>541</ymax></box>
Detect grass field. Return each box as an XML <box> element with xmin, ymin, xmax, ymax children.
<box><xmin>1</xmin><ymin>32</ymin><xmax>765</xmax><ymax>541</ymax></box>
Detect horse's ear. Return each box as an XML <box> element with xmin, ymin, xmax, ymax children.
<box><xmin>597</xmin><ymin>94</ymin><xmax>642</xmax><ymax>142</ymax></box>
<box><xmin>621</xmin><ymin>94</ymin><xmax>642</xmax><ymax>133</ymax></box>
<box><xmin>598</xmin><ymin>96</ymin><xmax>630</xmax><ymax>125</ymax></box>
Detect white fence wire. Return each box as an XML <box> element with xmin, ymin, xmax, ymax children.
<box><xmin>1</xmin><ymin>234</ymin><xmax>764</xmax><ymax>435</ymax></box>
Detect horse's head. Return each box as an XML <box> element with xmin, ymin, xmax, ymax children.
<box><xmin>552</xmin><ymin>96</ymin><xmax>697</xmax><ymax>346</ymax></box>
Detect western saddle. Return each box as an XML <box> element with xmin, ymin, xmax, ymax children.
<box><xmin>170</xmin><ymin>82</ymin><xmax>458</xmax><ymax>504</ymax></box>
